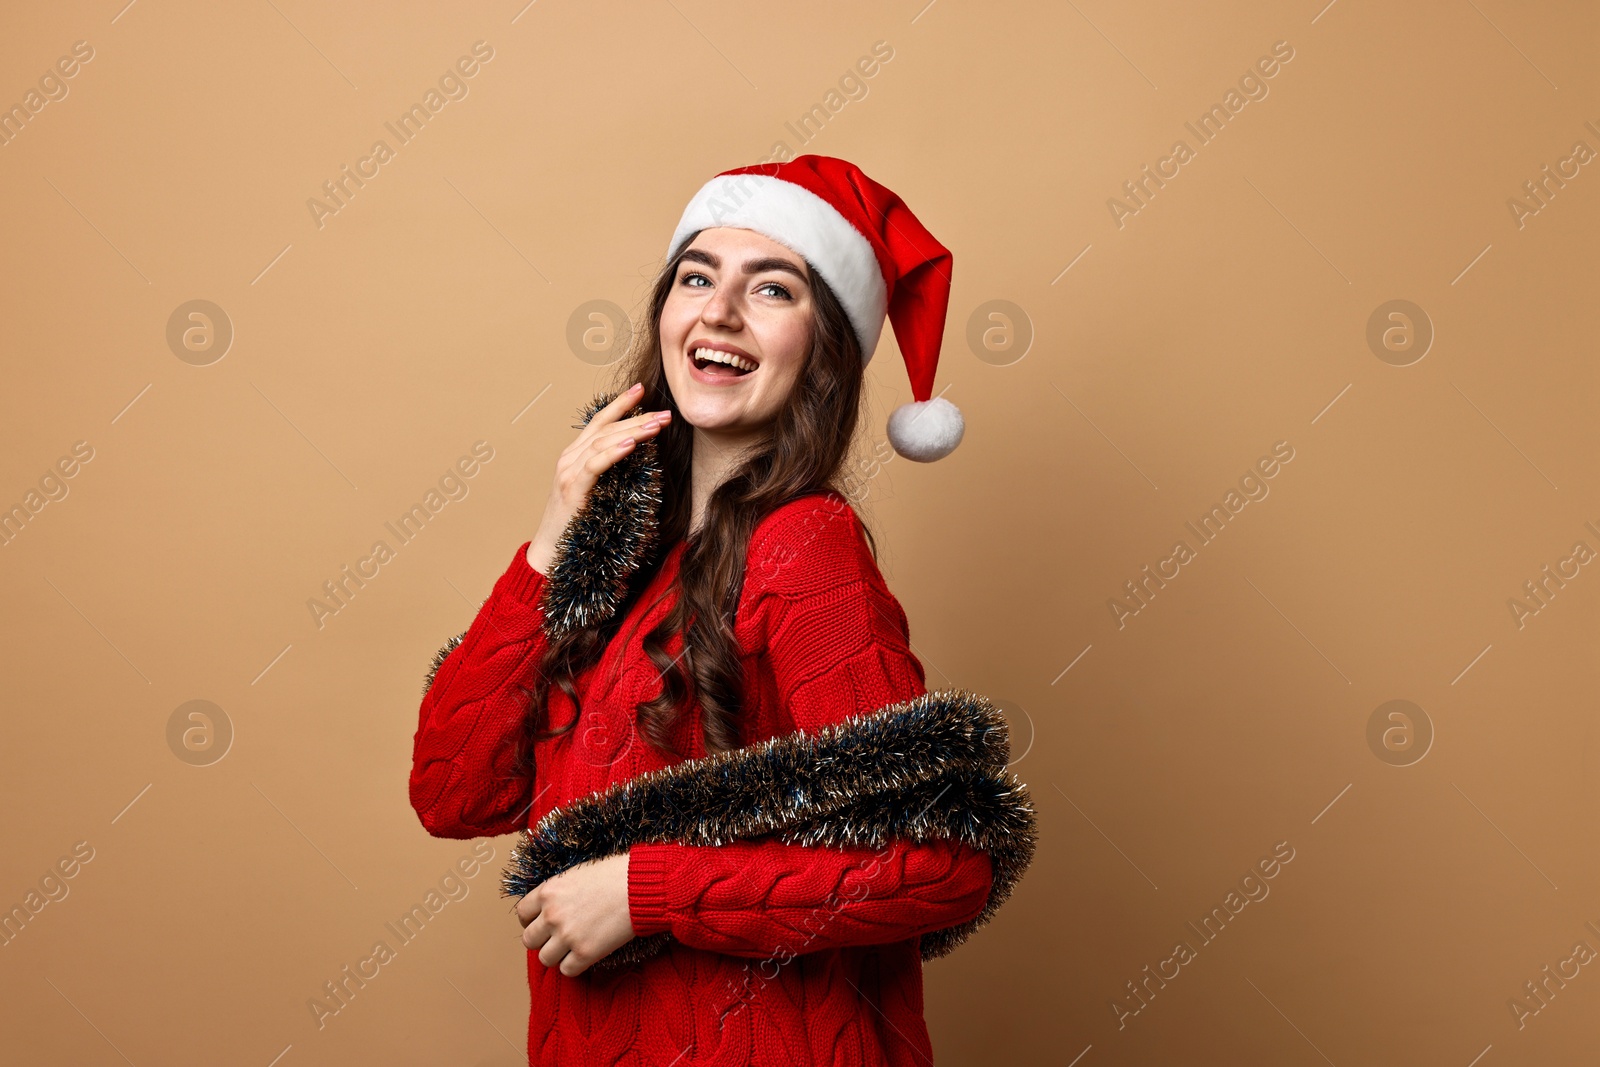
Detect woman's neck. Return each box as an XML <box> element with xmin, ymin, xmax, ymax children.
<box><xmin>688</xmin><ymin>426</ymin><xmax>760</xmax><ymax>536</ymax></box>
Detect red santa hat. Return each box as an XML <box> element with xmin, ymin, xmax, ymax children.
<box><xmin>666</xmin><ymin>154</ymin><xmax>962</xmax><ymax>462</ymax></box>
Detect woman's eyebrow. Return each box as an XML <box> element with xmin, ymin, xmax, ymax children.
<box><xmin>681</xmin><ymin>248</ymin><xmax>808</xmax><ymax>282</ymax></box>
<box><xmin>741</xmin><ymin>256</ymin><xmax>808</xmax><ymax>281</ymax></box>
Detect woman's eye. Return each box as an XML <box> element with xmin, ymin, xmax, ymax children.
<box><xmin>681</xmin><ymin>271</ymin><xmax>711</xmax><ymax>287</ymax></box>
<box><xmin>757</xmin><ymin>281</ymin><xmax>792</xmax><ymax>300</ymax></box>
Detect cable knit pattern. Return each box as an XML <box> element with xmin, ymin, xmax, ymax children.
<box><xmin>410</xmin><ymin>490</ymin><xmax>993</xmax><ymax>1066</ymax></box>
<box><xmin>410</xmin><ymin>543</ymin><xmax>549</xmax><ymax>839</ymax></box>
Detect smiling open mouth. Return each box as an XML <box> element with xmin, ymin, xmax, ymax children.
<box><xmin>690</xmin><ymin>347</ymin><xmax>756</xmax><ymax>377</ymax></box>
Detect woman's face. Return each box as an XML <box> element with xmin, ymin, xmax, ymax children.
<box><xmin>659</xmin><ymin>226</ymin><xmax>814</xmax><ymax>438</ymax></box>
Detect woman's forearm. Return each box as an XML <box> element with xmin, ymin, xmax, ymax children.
<box><xmin>410</xmin><ymin>540</ymin><xmax>551</xmax><ymax>838</ymax></box>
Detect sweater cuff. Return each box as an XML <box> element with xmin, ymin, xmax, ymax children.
<box><xmin>498</xmin><ymin>540</ymin><xmax>549</xmax><ymax>606</ymax></box>
<box><xmin>627</xmin><ymin>843</ymin><xmax>678</xmax><ymax>938</ymax></box>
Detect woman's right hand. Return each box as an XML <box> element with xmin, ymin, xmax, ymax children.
<box><xmin>526</xmin><ymin>383</ymin><xmax>672</xmax><ymax>575</ymax></box>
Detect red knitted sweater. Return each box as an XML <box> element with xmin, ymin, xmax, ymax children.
<box><xmin>410</xmin><ymin>491</ymin><xmax>993</xmax><ymax>1066</ymax></box>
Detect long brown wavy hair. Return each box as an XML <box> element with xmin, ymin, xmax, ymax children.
<box><xmin>510</xmin><ymin>230</ymin><xmax>879</xmax><ymax>773</ymax></box>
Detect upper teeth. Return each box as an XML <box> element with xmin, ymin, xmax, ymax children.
<box><xmin>693</xmin><ymin>347</ymin><xmax>755</xmax><ymax>372</ymax></box>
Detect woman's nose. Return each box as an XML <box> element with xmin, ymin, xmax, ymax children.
<box><xmin>701</xmin><ymin>287</ymin><xmax>742</xmax><ymax>328</ymax></box>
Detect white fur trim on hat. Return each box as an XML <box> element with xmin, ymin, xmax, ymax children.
<box><xmin>667</xmin><ymin>174</ymin><xmax>889</xmax><ymax>363</ymax></box>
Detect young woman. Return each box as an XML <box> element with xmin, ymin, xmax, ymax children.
<box><xmin>410</xmin><ymin>156</ymin><xmax>1035</xmax><ymax>1066</ymax></box>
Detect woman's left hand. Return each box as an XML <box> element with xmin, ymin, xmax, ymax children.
<box><xmin>516</xmin><ymin>852</ymin><xmax>635</xmax><ymax>976</ymax></box>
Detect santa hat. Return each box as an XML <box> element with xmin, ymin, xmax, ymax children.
<box><xmin>666</xmin><ymin>155</ymin><xmax>962</xmax><ymax>462</ymax></box>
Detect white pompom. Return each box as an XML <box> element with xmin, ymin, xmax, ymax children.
<box><xmin>886</xmin><ymin>396</ymin><xmax>964</xmax><ymax>462</ymax></box>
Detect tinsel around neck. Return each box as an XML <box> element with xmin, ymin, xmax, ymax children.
<box><xmin>537</xmin><ymin>390</ymin><xmax>666</xmax><ymax>638</ymax></box>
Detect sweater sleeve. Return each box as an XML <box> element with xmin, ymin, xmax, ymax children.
<box><xmin>409</xmin><ymin>540</ymin><xmax>549</xmax><ymax>839</ymax></box>
<box><xmin>626</xmin><ymin>495</ymin><xmax>994</xmax><ymax>958</ymax></box>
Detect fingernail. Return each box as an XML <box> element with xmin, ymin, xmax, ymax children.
<box><xmin>630</xmin><ymin>382</ymin><xmax>643</xmax><ymax>392</ymax></box>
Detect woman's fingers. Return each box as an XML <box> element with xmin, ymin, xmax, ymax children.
<box><xmin>534</xmin><ymin>390</ymin><xmax>670</xmax><ymax>564</ymax></box>
<box><xmin>523</xmin><ymin>915</ymin><xmax>591</xmax><ymax>975</ymax></box>
<box><xmin>557</xmin><ymin>411</ymin><xmax>667</xmax><ymax>492</ymax></box>
<box><xmin>549</xmin><ymin>413</ymin><xmax>665</xmax><ymax>513</ymax></box>
<box><xmin>582</xmin><ymin>435</ymin><xmax>636</xmax><ymax>476</ymax></box>
<box><xmin>573</xmin><ymin>385</ymin><xmax>647</xmax><ymax>448</ymax></box>
<box><xmin>588</xmin><ymin>408</ymin><xmax>669</xmax><ymax>443</ymax></box>
<box><xmin>565</xmin><ymin>409</ymin><xmax>666</xmax><ymax>465</ymax></box>
<box><xmin>571</xmin><ymin>415</ymin><xmax>668</xmax><ymax>478</ymax></box>
<box><xmin>537</xmin><ymin>931</ymin><xmax>571</xmax><ymax>968</ymax></box>
<box><xmin>588</xmin><ymin>412</ymin><xmax>669</xmax><ymax>455</ymax></box>
<box><xmin>530</xmin><ymin>387</ymin><xmax>667</xmax><ymax>569</ymax></box>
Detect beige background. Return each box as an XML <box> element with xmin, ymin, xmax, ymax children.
<box><xmin>2</xmin><ymin>0</ymin><xmax>1597</xmax><ymax>1063</ymax></box>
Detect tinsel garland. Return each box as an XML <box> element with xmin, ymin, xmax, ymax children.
<box><xmin>420</xmin><ymin>388</ymin><xmax>662</xmax><ymax>694</ymax></box>
<box><xmin>537</xmin><ymin>390</ymin><xmax>664</xmax><ymax>637</ymax></box>
<box><xmin>500</xmin><ymin>688</ymin><xmax>1038</xmax><ymax>970</ymax></box>
<box><xmin>419</xmin><ymin>391</ymin><xmax>1038</xmax><ymax>970</ymax></box>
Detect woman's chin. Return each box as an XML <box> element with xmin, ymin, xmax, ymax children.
<box><xmin>674</xmin><ymin>393</ymin><xmax>741</xmax><ymax>424</ymax></box>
